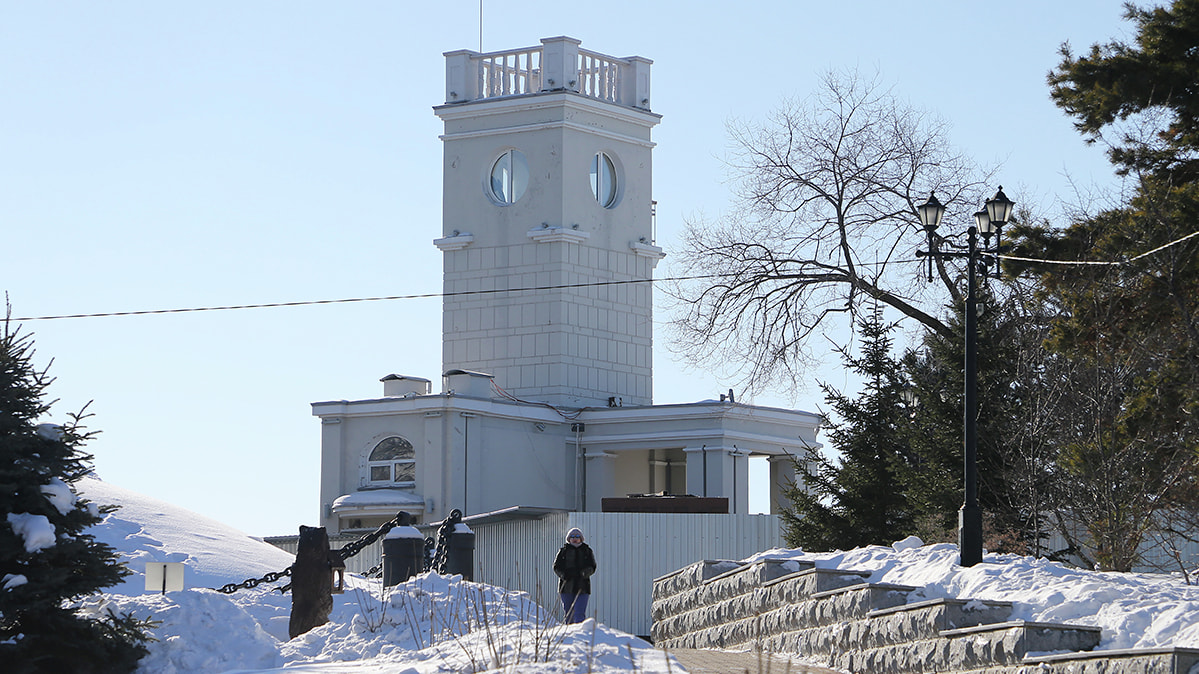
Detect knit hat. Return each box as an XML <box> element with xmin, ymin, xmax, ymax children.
<box><xmin>566</xmin><ymin>527</ymin><xmax>584</xmax><ymax>545</ymax></box>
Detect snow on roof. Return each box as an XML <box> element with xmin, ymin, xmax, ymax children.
<box><xmin>332</xmin><ymin>489</ymin><xmax>425</xmax><ymax>509</ymax></box>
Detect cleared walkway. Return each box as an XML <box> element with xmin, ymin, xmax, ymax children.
<box><xmin>666</xmin><ymin>648</ymin><xmax>840</xmax><ymax>674</ymax></box>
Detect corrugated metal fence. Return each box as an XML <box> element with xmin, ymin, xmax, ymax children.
<box><xmin>472</xmin><ymin>512</ymin><xmax>781</xmax><ymax>636</ymax></box>
<box><xmin>265</xmin><ymin>513</ymin><xmax>781</xmax><ymax>636</ymax></box>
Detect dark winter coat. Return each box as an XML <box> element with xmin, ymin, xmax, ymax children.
<box><xmin>553</xmin><ymin>542</ymin><xmax>597</xmax><ymax>595</ymax></box>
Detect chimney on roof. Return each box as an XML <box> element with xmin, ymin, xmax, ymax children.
<box><xmin>381</xmin><ymin>374</ymin><xmax>432</xmax><ymax>398</ymax></box>
<box><xmin>442</xmin><ymin>369</ymin><xmax>495</xmax><ymax>398</ymax></box>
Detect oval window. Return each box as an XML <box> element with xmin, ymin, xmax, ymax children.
<box><xmin>489</xmin><ymin>149</ymin><xmax>528</xmax><ymax>204</ymax></box>
<box><xmin>590</xmin><ymin>152</ymin><xmax>618</xmax><ymax>208</ymax></box>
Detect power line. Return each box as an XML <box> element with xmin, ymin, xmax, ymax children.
<box><xmin>998</xmin><ymin>229</ymin><xmax>1199</xmax><ymax>267</ymax></box>
<box><xmin>14</xmin><ymin>229</ymin><xmax>1196</xmax><ymax>322</ymax></box>
<box><xmin>11</xmin><ymin>275</ymin><xmax>725</xmax><ymax>322</ymax></box>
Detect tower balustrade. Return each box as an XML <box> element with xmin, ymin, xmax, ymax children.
<box><xmin>443</xmin><ymin>36</ymin><xmax>652</xmax><ymax>110</ymax></box>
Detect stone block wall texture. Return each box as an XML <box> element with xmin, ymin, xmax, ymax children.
<box><xmin>651</xmin><ymin>559</ymin><xmax>1199</xmax><ymax>674</ymax></box>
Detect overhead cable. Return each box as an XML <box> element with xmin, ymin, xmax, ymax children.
<box><xmin>14</xmin><ymin>229</ymin><xmax>1196</xmax><ymax>322</ymax></box>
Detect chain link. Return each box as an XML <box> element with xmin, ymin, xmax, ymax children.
<box><xmin>214</xmin><ymin>567</ymin><xmax>293</xmax><ymax>594</ymax></box>
<box><xmin>427</xmin><ymin>509</ymin><xmax>463</xmax><ymax>574</ymax></box>
<box><xmin>211</xmin><ymin>511</ymin><xmax>411</xmax><ymax>594</ymax></box>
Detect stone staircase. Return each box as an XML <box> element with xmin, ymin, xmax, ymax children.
<box><xmin>651</xmin><ymin>559</ymin><xmax>1199</xmax><ymax>674</ymax></box>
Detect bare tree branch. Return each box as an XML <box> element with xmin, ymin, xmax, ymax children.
<box><xmin>667</xmin><ymin>69</ymin><xmax>995</xmax><ymax>392</ymax></box>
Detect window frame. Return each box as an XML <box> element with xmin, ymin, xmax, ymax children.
<box><xmin>489</xmin><ymin>148</ymin><xmax>529</xmax><ymax>205</ymax></box>
<box><xmin>590</xmin><ymin>151</ymin><xmax>619</xmax><ymax>208</ymax></box>
<box><xmin>366</xmin><ymin>436</ymin><xmax>416</xmax><ymax>488</ymax></box>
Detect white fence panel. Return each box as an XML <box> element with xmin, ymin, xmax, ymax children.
<box><xmin>472</xmin><ymin>512</ymin><xmax>780</xmax><ymax>636</ymax></box>
<box><xmin>266</xmin><ymin>513</ymin><xmax>781</xmax><ymax>637</ymax></box>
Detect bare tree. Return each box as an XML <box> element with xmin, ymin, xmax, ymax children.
<box><xmin>668</xmin><ymin>70</ymin><xmax>994</xmax><ymax>391</ymax></box>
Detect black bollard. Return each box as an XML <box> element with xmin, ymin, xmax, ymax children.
<box><xmin>382</xmin><ymin>525</ymin><xmax>425</xmax><ymax>586</ymax></box>
<box><xmin>444</xmin><ymin>523</ymin><xmax>476</xmax><ymax>581</ymax></box>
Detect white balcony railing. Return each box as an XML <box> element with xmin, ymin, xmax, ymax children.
<box><xmin>479</xmin><ymin>48</ymin><xmax>542</xmax><ymax>98</ymax></box>
<box><xmin>577</xmin><ymin>48</ymin><xmax>622</xmax><ymax>103</ymax></box>
<box><xmin>444</xmin><ymin>37</ymin><xmax>651</xmax><ymax>110</ymax></box>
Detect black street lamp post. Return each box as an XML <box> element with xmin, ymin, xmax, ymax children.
<box><xmin>915</xmin><ymin>186</ymin><xmax>1014</xmax><ymax>567</ymax></box>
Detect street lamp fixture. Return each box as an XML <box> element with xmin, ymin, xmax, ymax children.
<box><xmin>914</xmin><ymin>186</ymin><xmax>1014</xmax><ymax>567</ymax></box>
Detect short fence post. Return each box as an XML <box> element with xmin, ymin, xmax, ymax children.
<box><xmin>445</xmin><ymin>523</ymin><xmax>476</xmax><ymax>581</ymax></box>
<box><xmin>289</xmin><ymin>525</ymin><xmax>333</xmax><ymax>639</ymax></box>
<box><xmin>382</xmin><ymin>523</ymin><xmax>425</xmax><ymax>586</ymax></box>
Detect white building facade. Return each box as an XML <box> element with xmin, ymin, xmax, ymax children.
<box><xmin>313</xmin><ymin>37</ymin><xmax>821</xmax><ymax>536</ymax></box>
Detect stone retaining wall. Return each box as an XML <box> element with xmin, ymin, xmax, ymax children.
<box><xmin>651</xmin><ymin>559</ymin><xmax>1199</xmax><ymax>674</ymax></box>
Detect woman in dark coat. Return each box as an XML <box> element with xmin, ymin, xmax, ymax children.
<box><xmin>553</xmin><ymin>527</ymin><xmax>596</xmax><ymax>624</ymax></box>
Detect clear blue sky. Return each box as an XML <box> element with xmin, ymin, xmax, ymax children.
<box><xmin>2</xmin><ymin>1</ymin><xmax>1127</xmax><ymax>536</ymax></box>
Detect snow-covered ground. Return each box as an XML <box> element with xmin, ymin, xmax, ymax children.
<box><xmin>73</xmin><ymin>476</ymin><xmax>1199</xmax><ymax>673</ymax></box>
<box><xmin>77</xmin><ymin>477</ymin><xmax>678</xmax><ymax>673</ymax></box>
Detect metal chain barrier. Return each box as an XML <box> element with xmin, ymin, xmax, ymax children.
<box><xmin>214</xmin><ymin>567</ymin><xmax>293</xmax><ymax>594</ymax></box>
<box><xmin>334</xmin><ymin>511</ymin><xmax>410</xmax><ymax>562</ymax></box>
<box><xmin>426</xmin><ymin>509</ymin><xmax>463</xmax><ymax>574</ymax></box>
<box><xmin>212</xmin><ymin>511</ymin><xmax>411</xmax><ymax>594</ymax></box>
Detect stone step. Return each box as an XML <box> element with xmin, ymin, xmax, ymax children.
<box><xmin>651</xmin><ymin>559</ymin><xmax>744</xmax><ymax>602</ymax></box>
<box><xmin>864</xmin><ymin>598</ymin><xmax>1015</xmax><ymax>645</ymax></box>
<box><xmin>658</xmin><ymin>580</ymin><xmax>916</xmax><ymax>651</ymax></box>
<box><xmin>1020</xmin><ymin>646</ymin><xmax>1199</xmax><ymax>674</ymax></box>
<box><xmin>651</xmin><ymin>566</ymin><xmax>868</xmax><ymax>644</ymax></box>
<box><xmin>759</xmin><ymin>582</ymin><xmax>917</xmax><ymax>633</ymax></box>
<box><xmin>835</xmin><ymin>620</ymin><xmax>1101</xmax><ymax>674</ymax></box>
<box><xmin>754</xmin><ymin>597</ymin><xmax>1009</xmax><ymax>661</ymax></box>
<box><xmin>651</xmin><ymin>559</ymin><xmax>819</xmax><ymax>625</ymax></box>
<box><xmin>652</xmin><ymin>558</ymin><xmax>812</xmax><ymax>602</ymax></box>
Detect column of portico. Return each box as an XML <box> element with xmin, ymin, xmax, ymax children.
<box><xmin>768</xmin><ymin>454</ymin><xmax>800</xmax><ymax>515</ymax></box>
<box><xmin>584</xmin><ymin>450</ymin><xmax>615</xmax><ymax>512</ymax></box>
<box><xmin>684</xmin><ymin>446</ymin><xmax>747</xmax><ymax>512</ymax></box>
<box><xmin>729</xmin><ymin>449</ymin><xmax>749</xmax><ymax>514</ymax></box>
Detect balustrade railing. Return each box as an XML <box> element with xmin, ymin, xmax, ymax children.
<box><xmin>577</xmin><ymin>48</ymin><xmax>623</xmax><ymax>104</ymax></box>
<box><xmin>453</xmin><ymin>40</ymin><xmax>643</xmax><ymax>107</ymax></box>
<box><xmin>478</xmin><ymin>48</ymin><xmax>542</xmax><ymax>99</ymax></box>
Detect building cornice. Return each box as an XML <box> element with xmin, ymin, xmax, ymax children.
<box><xmin>435</xmin><ymin>90</ymin><xmax>661</xmax><ymax>127</ymax></box>
<box><xmin>439</xmin><ymin>118</ymin><xmax>657</xmax><ymax>149</ymax></box>
<box><xmin>580</xmin><ymin>426</ymin><xmax>821</xmax><ymax>455</ymax></box>
<box><xmin>311</xmin><ymin>394</ymin><xmax>571</xmax><ymax>425</ymax></box>
<box><xmin>579</xmin><ymin>401</ymin><xmax>822</xmax><ymax>426</ymax></box>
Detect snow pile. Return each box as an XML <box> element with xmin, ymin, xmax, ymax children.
<box><xmin>68</xmin><ymin>476</ymin><xmax>1199</xmax><ymax>672</ymax></box>
<box><xmin>78</xmin><ymin>477</ymin><xmax>678</xmax><ymax>673</ymax></box>
<box><xmin>79</xmin><ymin>476</ymin><xmax>296</xmax><ymax>595</ymax></box>
<box><xmin>89</xmin><ymin>573</ymin><xmax>669</xmax><ymax>674</ymax></box>
<box><xmin>746</xmin><ymin>539</ymin><xmax>1199</xmax><ymax>651</ymax></box>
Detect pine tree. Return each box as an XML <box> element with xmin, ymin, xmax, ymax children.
<box><xmin>780</xmin><ymin>306</ymin><xmax>915</xmax><ymax>550</ymax></box>
<box><xmin>0</xmin><ymin>316</ymin><xmax>152</xmax><ymax>673</ymax></box>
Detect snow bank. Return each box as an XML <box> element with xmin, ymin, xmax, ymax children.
<box><xmin>78</xmin><ymin>476</ymin><xmax>296</xmax><ymax>594</ymax></box>
<box><xmin>746</xmin><ymin>542</ymin><xmax>1199</xmax><ymax>651</ymax></box>
<box><xmin>83</xmin><ymin>477</ymin><xmax>678</xmax><ymax>673</ymax></box>
<box><xmin>75</xmin><ymin>477</ymin><xmax>1199</xmax><ymax>672</ymax></box>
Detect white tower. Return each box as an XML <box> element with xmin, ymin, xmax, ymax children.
<box><xmin>433</xmin><ymin>37</ymin><xmax>663</xmax><ymax>408</ymax></box>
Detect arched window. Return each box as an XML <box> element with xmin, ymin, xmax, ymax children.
<box><xmin>368</xmin><ymin>436</ymin><xmax>416</xmax><ymax>486</ymax></box>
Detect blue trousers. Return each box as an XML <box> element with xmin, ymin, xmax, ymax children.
<box><xmin>560</xmin><ymin>592</ymin><xmax>589</xmax><ymax>624</ymax></box>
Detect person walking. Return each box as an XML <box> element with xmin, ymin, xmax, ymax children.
<box><xmin>553</xmin><ymin>527</ymin><xmax>596</xmax><ymax>624</ymax></box>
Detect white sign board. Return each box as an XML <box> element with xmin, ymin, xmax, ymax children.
<box><xmin>144</xmin><ymin>562</ymin><xmax>185</xmax><ymax>594</ymax></box>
